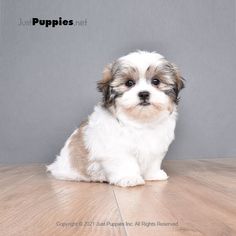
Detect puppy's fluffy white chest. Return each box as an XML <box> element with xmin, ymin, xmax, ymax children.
<box><xmin>85</xmin><ymin>105</ymin><xmax>176</xmax><ymax>170</ymax></box>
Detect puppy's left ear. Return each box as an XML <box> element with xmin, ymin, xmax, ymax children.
<box><xmin>171</xmin><ymin>63</ymin><xmax>185</xmax><ymax>103</ymax></box>
<box><xmin>97</xmin><ymin>64</ymin><xmax>113</xmax><ymax>106</ymax></box>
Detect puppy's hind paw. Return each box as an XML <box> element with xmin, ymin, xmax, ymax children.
<box><xmin>110</xmin><ymin>175</ymin><xmax>145</xmax><ymax>187</ymax></box>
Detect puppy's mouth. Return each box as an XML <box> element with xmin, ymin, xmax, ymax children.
<box><xmin>138</xmin><ymin>101</ymin><xmax>151</xmax><ymax>106</ymax></box>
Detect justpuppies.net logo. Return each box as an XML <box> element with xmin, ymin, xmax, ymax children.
<box><xmin>18</xmin><ymin>17</ymin><xmax>87</xmax><ymax>27</ymax></box>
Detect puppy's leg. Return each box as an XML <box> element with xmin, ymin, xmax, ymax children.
<box><xmin>144</xmin><ymin>156</ymin><xmax>168</xmax><ymax>181</ymax></box>
<box><xmin>102</xmin><ymin>156</ymin><xmax>144</xmax><ymax>187</ymax></box>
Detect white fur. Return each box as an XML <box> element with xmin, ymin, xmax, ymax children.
<box><xmin>119</xmin><ymin>51</ymin><xmax>164</xmax><ymax>73</ymax></box>
<box><xmin>48</xmin><ymin>104</ymin><xmax>176</xmax><ymax>186</ymax></box>
<box><xmin>85</xmin><ymin>105</ymin><xmax>176</xmax><ymax>186</ymax></box>
<box><xmin>48</xmin><ymin>51</ymin><xmax>179</xmax><ymax>187</ymax></box>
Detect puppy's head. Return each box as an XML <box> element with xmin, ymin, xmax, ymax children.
<box><xmin>97</xmin><ymin>51</ymin><xmax>184</xmax><ymax>122</ymax></box>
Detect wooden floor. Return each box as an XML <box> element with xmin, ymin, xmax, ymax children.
<box><xmin>1</xmin><ymin>159</ymin><xmax>236</xmax><ymax>236</ymax></box>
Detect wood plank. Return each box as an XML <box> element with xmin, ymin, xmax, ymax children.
<box><xmin>1</xmin><ymin>159</ymin><xmax>236</xmax><ymax>236</ymax></box>
<box><xmin>163</xmin><ymin>159</ymin><xmax>236</xmax><ymax>197</ymax></box>
<box><xmin>113</xmin><ymin>159</ymin><xmax>236</xmax><ymax>236</ymax></box>
<box><xmin>0</xmin><ymin>165</ymin><xmax>44</xmax><ymax>194</ymax></box>
<box><xmin>0</xmin><ymin>167</ymin><xmax>126</xmax><ymax>236</ymax></box>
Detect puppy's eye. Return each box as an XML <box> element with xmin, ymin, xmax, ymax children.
<box><xmin>151</xmin><ymin>78</ymin><xmax>160</xmax><ymax>86</ymax></box>
<box><xmin>125</xmin><ymin>79</ymin><xmax>135</xmax><ymax>88</ymax></box>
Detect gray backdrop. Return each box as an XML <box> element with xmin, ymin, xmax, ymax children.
<box><xmin>1</xmin><ymin>0</ymin><xmax>235</xmax><ymax>164</ymax></box>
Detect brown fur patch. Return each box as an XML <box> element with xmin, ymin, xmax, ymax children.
<box><xmin>112</xmin><ymin>65</ymin><xmax>139</xmax><ymax>85</ymax></box>
<box><xmin>146</xmin><ymin>63</ymin><xmax>174</xmax><ymax>85</ymax></box>
<box><xmin>110</xmin><ymin>66</ymin><xmax>139</xmax><ymax>93</ymax></box>
<box><xmin>97</xmin><ymin>64</ymin><xmax>117</xmax><ymax>107</ymax></box>
<box><xmin>68</xmin><ymin>120</ymin><xmax>89</xmax><ymax>178</ymax></box>
<box><xmin>97</xmin><ymin>64</ymin><xmax>113</xmax><ymax>93</ymax></box>
<box><xmin>97</xmin><ymin>62</ymin><xmax>140</xmax><ymax>107</ymax></box>
<box><xmin>146</xmin><ymin>61</ymin><xmax>184</xmax><ymax>103</ymax></box>
<box><xmin>171</xmin><ymin>63</ymin><xmax>185</xmax><ymax>92</ymax></box>
<box><xmin>121</xmin><ymin>104</ymin><xmax>166</xmax><ymax>122</ymax></box>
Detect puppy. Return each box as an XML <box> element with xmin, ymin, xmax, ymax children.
<box><xmin>47</xmin><ymin>51</ymin><xmax>184</xmax><ymax>187</ymax></box>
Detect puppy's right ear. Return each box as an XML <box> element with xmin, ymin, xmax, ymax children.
<box><xmin>97</xmin><ymin>64</ymin><xmax>113</xmax><ymax>106</ymax></box>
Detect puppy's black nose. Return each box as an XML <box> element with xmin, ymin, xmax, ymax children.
<box><xmin>138</xmin><ymin>91</ymin><xmax>150</xmax><ymax>100</ymax></box>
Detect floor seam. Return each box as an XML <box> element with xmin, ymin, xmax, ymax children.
<box><xmin>112</xmin><ymin>187</ymin><xmax>128</xmax><ymax>236</ymax></box>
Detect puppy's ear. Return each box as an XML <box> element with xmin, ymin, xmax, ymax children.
<box><xmin>171</xmin><ymin>63</ymin><xmax>185</xmax><ymax>103</ymax></box>
<box><xmin>97</xmin><ymin>64</ymin><xmax>113</xmax><ymax>106</ymax></box>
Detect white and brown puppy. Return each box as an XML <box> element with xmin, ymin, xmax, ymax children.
<box><xmin>47</xmin><ymin>51</ymin><xmax>184</xmax><ymax>187</ymax></box>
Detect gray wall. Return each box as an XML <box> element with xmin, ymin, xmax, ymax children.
<box><xmin>0</xmin><ymin>0</ymin><xmax>235</xmax><ymax>164</ymax></box>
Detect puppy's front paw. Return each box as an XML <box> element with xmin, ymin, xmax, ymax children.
<box><xmin>110</xmin><ymin>175</ymin><xmax>145</xmax><ymax>187</ymax></box>
<box><xmin>145</xmin><ymin>169</ymin><xmax>169</xmax><ymax>181</ymax></box>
